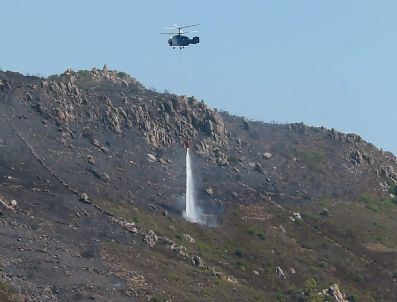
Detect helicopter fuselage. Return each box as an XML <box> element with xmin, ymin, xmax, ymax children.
<box><xmin>168</xmin><ymin>35</ymin><xmax>199</xmax><ymax>48</ymax></box>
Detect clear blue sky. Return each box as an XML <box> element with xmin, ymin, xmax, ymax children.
<box><xmin>1</xmin><ymin>0</ymin><xmax>396</xmax><ymax>154</ymax></box>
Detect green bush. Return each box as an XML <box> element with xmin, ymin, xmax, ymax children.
<box><xmin>304</xmin><ymin>277</ymin><xmax>317</xmax><ymax>294</ymax></box>
<box><xmin>359</xmin><ymin>194</ymin><xmax>374</xmax><ymax>204</ymax></box>
<box><xmin>117</xmin><ymin>71</ymin><xmax>128</xmax><ymax>78</ymax></box>
<box><xmin>347</xmin><ymin>295</ymin><xmax>357</xmax><ymax>302</ymax></box>
<box><xmin>275</xmin><ymin>293</ymin><xmax>287</xmax><ymax>301</ymax></box>
<box><xmin>385</xmin><ymin>180</ymin><xmax>397</xmax><ymax>195</ymax></box>
<box><xmin>77</xmin><ymin>70</ymin><xmax>90</xmax><ymax>77</ymax></box>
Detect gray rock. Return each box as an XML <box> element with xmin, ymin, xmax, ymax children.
<box><xmin>101</xmin><ymin>173</ymin><xmax>110</xmax><ymax>182</ymax></box>
<box><xmin>262</xmin><ymin>152</ymin><xmax>272</xmax><ymax>160</ymax></box>
<box><xmin>321</xmin><ymin>284</ymin><xmax>348</xmax><ymax>302</ymax></box>
<box><xmin>192</xmin><ymin>255</ymin><xmax>203</xmax><ymax>267</ymax></box>
<box><xmin>206</xmin><ymin>188</ymin><xmax>213</xmax><ymax>196</ymax></box>
<box><xmin>10</xmin><ymin>199</ymin><xmax>17</xmax><ymax>207</ymax></box>
<box><xmin>149</xmin><ymin>203</ymin><xmax>157</xmax><ymax>211</ymax></box>
<box><xmin>121</xmin><ymin>80</ymin><xmax>129</xmax><ymax>88</ymax></box>
<box><xmin>79</xmin><ymin>193</ymin><xmax>90</xmax><ymax>203</ymax></box>
<box><xmin>182</xmin><ymin>234</ymin><xmax>196</xmax><ymax>243</ymax></box>
<box><xmin>254</xmin><ymin>162</ymin><xmax>266</xmax><ymax>175</ymax></box>
<box><xmin>87</xmin><ymin>155</ymin><xmax>95</xmax><ymax>165</ymax></box>
<box><xmin>171</xmin><ymin>243</ymin><xmax>189</xmax><ymax>257</ymax></box>
<box><xmin>214</xmin><ymin>149</ymin><xmax>228</xmax><ymax>166</ymax></box>
<box><xmin>158</xmin><ymin>158</ymin><xmax>167</xmax><ymax>165</ymax></box>
<box><xmin>276</xmin><ymin>266</ymin><xmax>286</xmax><ymax>279</ymax></box>
<box><xmin>143</xmin><ymin>230</ymin><xmax>158</xmax><ymax>248</ymax></box>
<box><xmin>292</xmin><ymin>212</ymin><xmax>302</xmax><ymax>220</ymax></box>
<box><xmin>147</xmin><ymin>154</ymin><xmax>156</xmax><ymax>162</ymax></box>
<box><xmin>124</xmin><ymin>222</ymin><xmax>138</xmax><ymax>234</ymax></box>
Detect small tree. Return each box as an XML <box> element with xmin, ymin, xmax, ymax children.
<box><xmin>304</xmin><ymin>278</ymin><xmax>325</xmax><ymax>302</ymax></box>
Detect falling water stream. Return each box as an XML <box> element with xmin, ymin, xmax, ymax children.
<box><xmin>184</xmin><ymin>148</ymin><xmax>199</xmax><ymax>222</ymax></box>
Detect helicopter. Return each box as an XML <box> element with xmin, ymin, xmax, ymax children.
<box><xmin>161</xmin><ymin>24</ymin><xmax>200</xmax><ymax>49</ymax></box>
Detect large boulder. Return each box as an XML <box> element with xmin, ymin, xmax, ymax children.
<box><xmin>143</xmin><ymin>230</ymin><xmax>158</xmax><ymax>248</ymax></box>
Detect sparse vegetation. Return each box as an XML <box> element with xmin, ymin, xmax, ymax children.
<box><xmin>297</xmin><ymin>150</ymin><xmax>326</xmax><ymax>173</ymax></box>
<box><xmin>347</xmin><ymin>295</ymin><xmax>357</xmax><ymax>302</ymax></box>
<box><xmin>77</xmin><ymin>70</ymin><xmax>90</xmax><ymax>77</ymax></box>
<box><xmin>386</xmin><ymin>179</ymin><xmax>397</xmax><ymax>195</ymax></box>
<box><xmin>227</xmin><ymin>155</ymin><xmax>240</xmax><ymax>164</ymax></box>
<box><xmin>117</xmin><ymin>71</ymin><xmax>128</xmax><ymax>78</ymax></box>
<box><xmin>0</xmin><ymin>280</ymin><xmax>22</xmax><ymax>302</ymax></box>
<box><xmin>248</xmin><ymin>226</ymin><xmax>267</xmax><ymax>240</ymax></box>
<box><xmin>359</xmin><ymin>194</ymin><xmax>375</xmax><ymax>204</ymax></box>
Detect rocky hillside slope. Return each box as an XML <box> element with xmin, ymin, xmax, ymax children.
<box><xmin>0</xmin><ymin>66</ymin><xmax>396</xmax><ymax>301</ymax></box>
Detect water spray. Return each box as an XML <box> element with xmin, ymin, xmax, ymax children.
<box><xmin>184</xmin><ymin>148</ymin><xmax>200</xmax><ymax>223</ymax></box>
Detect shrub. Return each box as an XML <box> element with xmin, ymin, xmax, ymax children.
<box><xmin>304</xmin><ymin>277</ymin><xmax>317</xmax><ymax>294</ymax></box>
<box><xmin>117</xmin><ymin>71</ymin><xmax>128</xmax><ymax>78</ymax></box>
<box><xmin>359</xmin><ymin>194</ymin><xmax>374</xmax><ymax>204</ymax></box>
<box><xmin>319</xmin><ymin>208</ymin><xmax>329</xmax><ymax>217</ymax></box>
<box><xmin>248</xmin><ymin>228</ymin><xmax>256</xmax><ymax>236</ymax></box>
<box><xmin>236</xmin><ymin>260</ymin><xmax>247</xmax><ymax>269</ymax></box>
<box><xmin>227</xmin><ymin>155</ymin><xmax>240</xmax><ymax>164</ymax></box>
<box><xmin>385</xmin><ymin>179</ymin><xmax>397</xmax><ymax>195</ymax></box>
<box><xmin>297</xmin><ymin>150</ymin><xmax>325</xmax><ymax>173</ymax></box>
<box><xmin>234</xmin><ymin>248</ymin><xmax>243</xmax><ymax>257</ymax></box>
<box><xmin>81</xmin><ymin>246</ymin><xmax>98</xmax><ymax>258</ymax></box>
<box><xmin>319</xmin><ymin>260</ymin><xmax>328</xmax><ymax>269</ymax></box>
<box><xmin>257</xmin><ymin>232</ymin><xmax>267</xmax><ymax>240</ymax></box>
<box><xmin>77</xmin><ymin>70</ymin><xmax>90</xmax><ymax>77</ymax></box>
<box><xmin>248</xmin><ymin>227</ymin><xmax>267</xmax><ymax>240</ymax></box>
<box><xmin>347</xmin><ymin>295</ymin><xmax>357</xmax><ymax>302</ymax></box>
<box><xmin>275</xmin><ymin>293</ymin><xmax>287</xmax><ymax>301</ymax></box>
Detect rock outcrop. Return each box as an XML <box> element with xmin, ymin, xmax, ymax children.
<box><xmin>320</xmin><ymin>284</ymin><xmax>348</xmax><ymax>302</ymax></box>
<box><xmin>25</xmin><ymin>68</ymin><xmax>229</xmax><ymax>159</ymax></box>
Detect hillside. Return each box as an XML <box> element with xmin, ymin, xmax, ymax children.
<box><xmin>0</xmin><ymin>66</ymin><xmax>396</xmax><ymax>302</ymax></box>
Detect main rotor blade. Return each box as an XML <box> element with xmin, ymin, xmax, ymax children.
<box><xmin>179</xmin><ymin>24</ymin><xmax>200</xmax><ymax>29</ymax></box>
